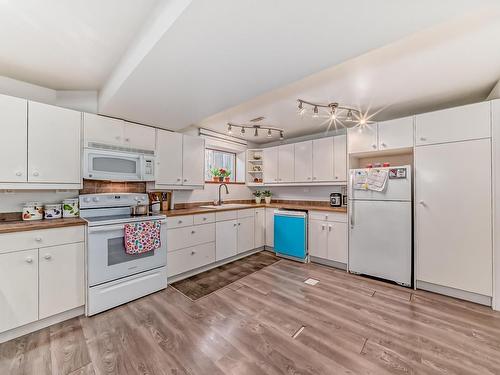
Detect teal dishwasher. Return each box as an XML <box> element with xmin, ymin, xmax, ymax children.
<box><xmin>274</xmin><ymin>210</ymin><xmax>307</xmax><ymax>262</ymax></box>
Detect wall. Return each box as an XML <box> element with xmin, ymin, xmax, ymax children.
<box><xmin>249</xmin><ymin>185</ymin><xmax>343</xmax><ymax>202</ymax></box>
<box><xmin>173</xmin><ymin>183</ymin><xmax>253</xmax><ymax>204</ymax></box>
<box><xmin>0</xmin><ymin>190</ymin><xmax>78</xmax><ymax>213</ymax></box>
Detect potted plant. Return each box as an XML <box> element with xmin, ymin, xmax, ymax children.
<box><xmin>218</xmin><ymin>168</ymin><xmax>227</xmax><ymax>182</ymax></box>
<box><xmin>222</xmin><ymin>169</ymin><xmax>231</xmax><ymax>182</ymax></box>
<box><xmin>253</xmin><ymin>190</ymin><xmax>262</xmax><ymax>204</ymax></box>
<box><xmin>210</xmin><ymin>167</ymin><xmax>221</xmax><ymax>182</ymax></box>
<box><xmin>262</xmin><ymin>190</ymin><xmax>272</xmax><ymax>204</ymax></box>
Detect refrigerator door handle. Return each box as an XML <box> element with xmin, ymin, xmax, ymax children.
<box><xmin>349</xmin><ymin>171</ymin><xmax>355</xmax><ymax>228</ymax></box>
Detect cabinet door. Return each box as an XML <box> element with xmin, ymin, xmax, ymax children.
<box><xmin>182</xmin><ymin>135</ymin><xmax>205</xmax><ymax>186</ymax></box>
<box><xmin>123</xmin><ymin>122</ymin><xmax>156</xmax><ymax>151</ymax></box>
<box><xmin>327</xmin><ymin>222</ymin><xmax>347</xmax><ymax>264</ymax></box>
<box><xmin>278</xmin><ymin>144</ymin><xmax>294</xmax><ymax>183</ymax></box>
<box><xmin>254</xmin><ymin>208</ymin><xmax>265</xmax><ymax>248</ymax></box>
<box><xmin>39</xmin><ymin>242</ymin><xmax>84</xmax><ymax>319</ymax></box>
<box><xmin>347</xmin><ymin>125</ymin><xmax>378</xmax><ymax>154</ymax></box>
<box><xmin>0</xmin><ymin>249</ymin><xmax>38</xmax><ymax>333</ymax></box>
<box><xmin>265</xmin><ymin>208</ymin><xmax>274</xmax><ymax>248</ymax></box>
<box><xmin>378</xmin><ymin>116</ymin><xmax>414</xmax><ymax>150</ymax></box>
<box><xmin>308</xmin><ymin>220</ymin><xmax>328</xmax><ymax>258</ymax></box>
<box><xmin>294</xmin><ymin>141</ymin><xmax>313</xmax><ymax>182</ymax></box>
<box><xmin>416</xmin><ymin>139</ymin><xmax>492</xmax><ymax>296</ymax></box>
<box><xmin>83</xmin><ymin>113</ymin><xmax>124</xmax><ymax>145</ymax></box>
<box><xmin>0</xmin><ymin>95</ymin><xmax>28</xmax><ymax>182</ymax></box>
<box><xmin>333</xmin><ymin>135</ymin><xmax>347</xmax><ymax>182</ymax></box>
<box><xmin>156</xmin><ymin>130</ymin><xmax>183</xmax><ymax>185</ymax></box>
<box><xmin>263</xmin><ymin>146</ymin><xmax>279</xmax><ymax>183</ymax></box>
<box><xmin>216</xmin><ymin>220</ymin><xmax>238</xmax><ymax>261</ymax></box>
<box><xmin>237</xmin><ymin>216</ymin><xmax>255</xmax><ymax>253</ymax></box>
<box><xmin>416</xmin><ymin>101</ymin><xmax>490</xmax><ymax>146</ymax></box>
<box><xmin>28</xmin><ymin>101</ymin><xmax>81</xmax><ymax>184</ymax></box>
<box><xmin>313</xmin><ymin>137</ymin><xmax>334</xmax><ymax>182</ymax></box>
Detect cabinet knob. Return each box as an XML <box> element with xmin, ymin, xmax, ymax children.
<box><xmin>312</xmin><ymin>177</ymin><xmax>317</xmax><ymax>180</ymax></box>
<box><xmin>191</xmin><ymin>251</ymin><xmax>196</xmax><ymax>255</ymax></box>
<box><xmin>25</xmin><ymin>257</ymin><xmax>33</xmax><ymax>263</ymax></box>
<box><xmin>125</xmin><ymin>138</ymin><xmax>130</xmax><ymax>142</ymax></box>
<box><xmin>184</xmin><ymin>178</ymin><xmax>188</xmax><ymax>182</ymax></box>
<box><xmin>371</xmin><ymin>144</ymin><xmax>377</xmax><ymax>149</ymax></box>
<box><xmin>178</xmin><ymin>220</ymin><xmax>182</xmax><ymax>224</ymax></box>
<box><xmin>334</xmin><ymin>176</ymin><xmax>339</xmax><ymax>180</ymax></box>
<box><xmin>35</xmin><ymin>237</ymin><xmax>42</xmax><ymax>242</ymax></box>
<box><xmin>307</xmin><ymin>177</ymin><xmax>311</xmax><ymax>180</ymax></box>
<box><xmin>115</xmin><ymin>136</ymin><xmax>121</xmax><ymax>141</ymax></box>
<box><xmin>328</xmin><ymin>225</ymin><xmax>332</xmax><ymax>232</ymax></box>
<box><xmin>191</xmin><ymin>230</ymin><xmax>196</xmax><ymax>234</ymax></box>
<box><xmin>203</xmin><ymin>217</ymin><xmax>207</xmax><ymax>221</ymax></box>
<box><xmin>321</xmin><ymin>224</ymin><xmax>325</xmax><ymax>230</ymax></box>
<box><xmin>381</xmin><ymin>143</ymin><xmax>387</xmax><ymax>147</ymax></box>
<box><xmin>233</xmin><ymin>223</ymin><xmax>237</xmax><ymax>227</ymax></box>
<box><xmin>419</xmin><ymin>200</ymin><xmax>426</xmax><ymax>206</ymax></box>
<box><xmin>177</xmin><ymin>178</ymin><xmax>181</xmax><ymax>182</ymax></box>
<box><xmin>15</xmin><ymin>171</ymin><xmax>22</xmax><ymax>176</ymax></box>
<box><xmin>43</xmin><ymin>254</ymin><xmax>52</xmax><ymax>260</ymax></box>
<box><xmin>33</xmin><ymin>171</ymin><xmax>39</xmax><ymax>177</ymax></box>
<box><xmin>420</xmin><ymin>137</ymin><xmax>426</xmax><ymax>141</ymax></box>
<box><xmin>238</xmin><ymin>223</ymin><xmax>241</xmax><ymax>226</ymax></box>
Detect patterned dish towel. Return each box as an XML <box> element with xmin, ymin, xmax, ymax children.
<box><xmin>124</xmin><ymin>221</ymin><xmax>161</xmax><ymax>254</ymax></box>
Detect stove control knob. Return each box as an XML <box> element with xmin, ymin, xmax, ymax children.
<box><xmin>92</xmin><ymin>197</ymin><xmax>100</xmax><ymax>202</ymax></box>
<box><xmin>134</xmin><ymin>197</ymin><xmax>140</xmax><ymax>201</ymax></box>
<box><xmin>84</xmin><ymin>197</ymin><xmax>91</xmax><ymax>203</ymax></box>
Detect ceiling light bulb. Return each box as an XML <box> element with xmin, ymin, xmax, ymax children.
<box><xmin>267</xmin><ymin>129</ymin><xmax>272</xmax><ymax>138</ymax></box>
<box><xmin>330</xmin><ymin>107</ymin><xmax>336</xmax><ymax>120</ymax></box>
<box><xmin>313</xmin><ymin>106</ymin><xmax>319</xmax><ymax>118</ymax></box>
<box><xmin>241</xmin><ymin>127</ymin><xmax>245</xmax><ymax>134</ymax></box>
<box><xmin>227</xmin><ymin>124</ymin><xmax>232</xmax><ymax>134</ymax></box>
<box><xmin>346</xmin><ymin>110</ymin><xmax>353</xmax><ymax>122</ymax></box>
<box><xmin>254</xmin><ymin>127</ymin><xmax>258</xmax><ymax>137</ymax></box>
<box><xmin>280</xmin><ymin>131</ymin><xmax>284</xmax><ymax>140</ymax></box>
<box><xmin>359</xmin><ymin>117</ymin><xmax>367</xmax><ymax>125</ymax></box>
<box><xmin>297</xmin><ymin>101</ymin><xmax>306</xmax><ymax>116</ymax></box>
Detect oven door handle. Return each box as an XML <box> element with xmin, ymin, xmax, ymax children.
<box><xmin>88</xmin><ymin>220</ymin><xmax>166</xmax><ymax>233</ymax></box>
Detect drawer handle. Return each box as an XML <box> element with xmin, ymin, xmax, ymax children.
<box><xmin>35</xmin><ymin>237</ymin><xmax>42</xmax><ymax>242</ymax></box>
<box><xmin>191</xmin><ymin>251</ymin><xmax>196</xmax><ymax>255</ymax></box>
<box><xmin>25</xmin><ymin>257</ymin><xmax>33</xmax><ymax>264</ymax></box>
<box><xmin>43</xmin><ymin>254</ymin><xmax>52</xmax><ymax>260</ymax></box>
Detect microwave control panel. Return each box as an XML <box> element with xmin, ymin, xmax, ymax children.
<box><xmin>144</xmin><ymin>158</ymin><xmax>154</xmax><ymax>177</ymax></box>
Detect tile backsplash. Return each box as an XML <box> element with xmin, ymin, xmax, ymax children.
<box><xmin>79</xmin><ymin>180</ymin><xmax>146</xmax><ymax>194</ymax></box>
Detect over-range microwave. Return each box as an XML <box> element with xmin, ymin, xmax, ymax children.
<box><xmin>83</xmin><ymin>146</ymin><xmax>155</xmax><ymax>181</ymax></box>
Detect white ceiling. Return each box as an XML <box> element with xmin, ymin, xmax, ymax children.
<box><xmin>98</xmin><ymin>0</ymin><xmax>497</xmax><ymax>133</ymax></box>
<box><xmin>0</xmin><ymin>0</ymin><xmax>159</xmax><ymax>89</ymax></box>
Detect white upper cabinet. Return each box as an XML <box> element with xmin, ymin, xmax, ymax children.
<box><xmin>84</xmin><ymin>113</ymin><xmax>124</xmax><ymax>146</ymax></box>
<box><xmin>123</xmin><ymin>121</ymin><xmax>156</xmax><ymax>151</ymax></box>
<box><xmin>182</xmin><ymin>135</ymin><xmax>205</xmax><ymax>186</ymax></box>
<box><xmin>28</xmin><ymin>101</ymin><xmax>81</xmax><ymax>184</ymax></box>
<box><xmin>156</xmin><ymin>130</ymin><xmax>183</xmax><ymax>185</ymax></box>
<box><xmin>416</xmin><ymin>101</ymin><xmax>490</xmax><ymax>146</ymax></box>
<box><xmin>278</xmin><ymin>144</ymin><xmax>294</xmax><ymax>183</ymax></box>
<box><xmin>378</xmin><ymin>116</ymin><xmax>414</xmax><ymax>150</ymax></box>
<box><xmin>294</xmin><ymin>141</ymin><xmax>313</xmax><ymax>182</ymax></box>
<box><xmin>313</xmin><ymin>137</ymin><xmax>334</xmax><ymax>182</ymax></box>
<box><xmin>333</xmin><ymin>135</ymin><xmax>347</xmax><ymax>181</ymax></box>
<box><xmin>0</xmin><ymin>94</ymin><xmax>28</xmax><ymax>183</ymax></box>
<box><xmin>263</xmin><ymin>146</ymin><xmax>278</xmax><ymax>183</ymax></box>
<box><xmin>347</xmin><ymin>124</ymin><xmax>378</xmax><ymax>153</ymax></box>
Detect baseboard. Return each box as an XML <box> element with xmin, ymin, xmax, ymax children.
<box><xmin>168</xmin><ymin>247</ymin><xmax>265</xmax><ymax>283</ymax></box>
<box><xmin>310</xmin><ymin>256</ymin><xmax>347</xmax><ymax>270</ymax></box>
<box><xmin>416</xmin><ymin>280</ymin><xmax>492</xmax><ymax>306</ymax></box>
<box><xmin>0</xmin><ymin>306</ymin><xmax>84</xmax><ymax>344</ymax></box>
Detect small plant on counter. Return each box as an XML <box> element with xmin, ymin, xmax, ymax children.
<box><xmin>221</xmin><ymin>169</ymin><xmax>231</xmax><ymax>182</ymax></box>
<box><xmin>253</xmin><ymin>190</ymin><xmax>262</xmax><ymax>204</ymax></box>
<box><xmin>262</xmin><ymin>190</ymin><xmax>272</xmax><ymax>204</ymax></box>
<box><xmin>210</xmin><ymin>167</ymin><xmax>221</xmax><ymax>182</ymax></box>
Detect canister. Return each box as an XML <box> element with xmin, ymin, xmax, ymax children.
<box><xmin>44</xmin><ymin>204</ymin><xmax>62</xmax><ymax>219</ymax></box>
<box><xmin>62</xmin><ymin>198</ymin><xmax>79</xmax><ymax>217</ymax></box>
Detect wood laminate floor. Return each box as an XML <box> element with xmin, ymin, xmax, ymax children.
<box><xmin>2</xmin><ymin>258</ymin><xmax>500</xmax><ymax>375</ymax></box>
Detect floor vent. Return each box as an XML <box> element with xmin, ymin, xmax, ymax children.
<box><xmin>304</xmin><ymin>278</ymin><xmax>319</xmax><ymax>286</ymax></box>
<box><xmin>292</xmin><ymin>325</ymin><xmax>306</xmax><ymax>339</ymax></box>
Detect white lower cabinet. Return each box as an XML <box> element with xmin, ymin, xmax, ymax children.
<box><xmin>308</xmin><ymin>211</ymin><xmax>347</xmax><ymax>266</ymax></box>
<box><xmin>168</xmin><ymin>243</ymin><xmax>216</xmax><ymax>277</ymax></box>
<box><xmin>237</xmin><ymin>216</ymin><xmax>255</xmax><ymax>253</ymax></box>
<box><xmin>0</xmin><ymin>226</ymin><xmax>85</xmax><ymax>334</ymax></box>
<box><xmin>309</xmin><ymin>220</ymin><xmax>328</xmax><ymax>259</ymax></box>
<box><xmin>216</xmin><ymin>220</ymin><xmax>238</xmax><ymax>261</ymax></box>
<box><xmin>254</xmin><ymin>208</ymin><xmax>265</xmax><ymax>248</ymax></box>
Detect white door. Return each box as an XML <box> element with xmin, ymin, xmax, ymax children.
<box><xmin>182</xmin><ymin>135</ymin><xmax>205</xmax><ymax>186</ymax></box>
<box><xmin>416</xmin><ymin>139</ymin><xmax>492</xmax><ymax>296</ymax></box>
<box><xmin>216</xmin><ymin>220</ymin><xmax>238</xmax><ymax>261</ymax></box>
<box><xmin>39</xmin><ymin>243</ymin><xmax>85</xmax><ymax>319</ymax></box>
<box><xmin>123</xmin><ymin>122</ymin><xmax>156</xmax><ymax>151</ymax></box>
<box><xmin>254</xmin><ymin>208</ymin><xmax>265</xmax><ymax>248</ymax></box>
<box><xmin>263</xmin><ymin>147</ymin><xmax>278</xmax><ymax>184</ymax></box>
<box><xmin>333</xmin><ymin>135</ymin><xmax>347</xmax><ymax>182</ymax></box>
<box><xmin>416</xmin><ymin>101</ymin><xmax>490</xmax><ymax>146</ymax></box>
<box><xmin>294</xmin><ymin>141</ymin><xmax>313</xmax><ymax>182</ymax></box>
<box><xmin>378</xmin><ymin>116</ymin><xmax>414</xmax><ymax>150</ymax></box>
<box><xmin>156</xmin><ymin>130</ymin><xmax>183</xmax><ymax>185</ymax></box>
<box><xmin>265</xmin><ymin>208</ymin><xmax>274</xmax><ymax>247</ymax></box>
<box><xmin>278</xmin><ymin>144</ymin><xmax>294</xmax><ymax>182</ymax></box>
<box><xmin>0</xmin><ymin>94</ymin><xmax>28</xmax><ymax>182</ymax></box>
<box><xmin>0</xmin><ymin>249</ymin><xmax>38</xmax><ymax>333</ymax></box>
<box><xmin>28</xmin><ymin>101</ymin><xmax>81</xmax><ymax>184</ymax></box>
<box><xmin>313</xmin><ymin>137</ymin><xmax>334</xmax><ymax>182</ymax></box>
<box><xmin>327</xmin><ymin>222</ymin><xmax>347</xmax><ymax>264</ymax></box>
<box><xmin>349</xmin><ymin>200</ymin><xmax>412</xmax><ymax>285</ymax></box>
<box><xmin>83</xmin><ymin>113</ymin><xmax>124</xmax><ymax>145</ymax></box>
<box><xmin>308</xmin><ymin>220</ymin><xmax>328</xmax><ymax>258</ymax></box>
<box><xmin>237</xmin><ymin>216</ymin><xmax>255</xmax><ymax>253</ymax></box>
<box><xmin>347</xmin><ymin>125</ymin><xmax>378</xmax><ymax>154</ymax></box>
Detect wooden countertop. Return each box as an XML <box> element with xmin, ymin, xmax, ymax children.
<box><xmin>162</xmin><ymin>203</ymin><xmax>347</xmax><ymax>217</ymax></box>
<box><xmin>0</xmin><ymin>217</ymin><xmax>87</xmax><ymax>234</ymax></box>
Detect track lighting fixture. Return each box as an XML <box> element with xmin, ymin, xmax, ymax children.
<box><xmin>280</xmin><ymin>131</ymin><xmax>284</xmax><ymax>140</ymax></box>
<box><xmin>346</xmin><ymin>110</ymin><xmax>353</xmax><ymax>122</ymax></box>
<box><xmin>227</xmin><ymin>124</ymin><xmax>232</xmax><ymax>134</ymax></box>
<box><xmin>226</xmin><ymin>122</ymin><xmax>285</xmax><ymax>140</ymax></box>
<box><xmin>254</xmin><ymin>127</ymin><xmax>258</xmax><ymax>137</ymax></box>
<box><xmin>312</xmin><ymin>106</ymin><xmax>319</xmax><ymax>118</ymax></box>
<box><xmin>296</xmin><ymin>99</ymin><xmax>364</xmax><ymax>128</ymax></box>
<box><xmin>241</xmin><ymin>127</ymin><xmax>245</xmax><ymax>134</ymax></box>
<box><xmin>267</xmin><ymin>129</ymin><xmax>272</xmax><ymax>138</ymax></box>
<box><xmin>298</xmin><ymin>101</ymin><xmax>305</xmax><ymax>116</ymax></box>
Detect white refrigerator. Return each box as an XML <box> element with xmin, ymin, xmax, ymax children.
<box><xmin>348</xmin><ymin>165</ymin><xmax>412</xmax><ymax>286</ymax></box>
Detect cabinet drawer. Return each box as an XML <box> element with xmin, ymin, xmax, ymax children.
<box><xmin>237</xmin><ymin>209</ymin><xmax>255</xmax><ymax>218</ymax></box>
<box><xmin>309</xmin><ymin>211</ymin><xmax>347</xmax><ymax>223</ymax></box>
<box><xmin>0</xmin><ymin>225</ymin><xmax>85</xmax><ymax>254</ymax></box>
<box><xmin>167</xmin><ymin>223</ymin><xmax>215</xmax><ymax>252</ymax></box>
<box><xmin>168</xmin><ymin>242</ymin><xmax>216</xmax><ymax>277</ymax></box>
<box><xmin>193</xmin><ymin>213</ymin><xmax>215</xmax><ymax>225</ymax></box>
<box><xmin>167</xmin><ymin>215</ymin><xmax>193</xmax><ymax>229</ymax></box>
<box><xmin>216</xmin><ymin>210</ymin><xmax>238</xmax><ymax>222</ymax></box>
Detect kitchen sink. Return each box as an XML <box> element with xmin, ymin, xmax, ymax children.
<box><xmin>199</xmin><ymin>203</ymin><xmax>253</xmax><ymax>209</ymax></box>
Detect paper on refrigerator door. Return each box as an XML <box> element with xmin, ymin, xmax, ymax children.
<box><xmin>367</xmin><ymin>169</ymin><xmax>388</xmax><ymax>191</ymax></box>
<box><xmin>353</xmin><ymin>170</ymin><xmax>368</xmax><ymax>190</ymax></box>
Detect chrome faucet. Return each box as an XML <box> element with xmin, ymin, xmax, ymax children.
<box><xmin>217</xmin><ymin>183</ymin><xmax>229</xmax><ymax>206</ymax></box>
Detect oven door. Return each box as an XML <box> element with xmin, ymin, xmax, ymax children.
<box><xmin>84</xmin><ymin>148</ymin><xmax>143</xmax><ymax>181</ymax></box>
<box><xmin>87</xmin><ymin>220</ymin><xmax>167</xmax><ymax>286</ymax></box>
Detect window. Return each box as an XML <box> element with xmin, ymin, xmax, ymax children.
<box><xmin>205</xmin><ymin>148</ymin><xmax>236</xmax><ymax>182</ymax></box>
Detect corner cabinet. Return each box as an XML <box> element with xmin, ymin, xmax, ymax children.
<box><xmin>155</xmin><ymin>130</ymin><xmax>205</xmax><ymax>189</ymax></box>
